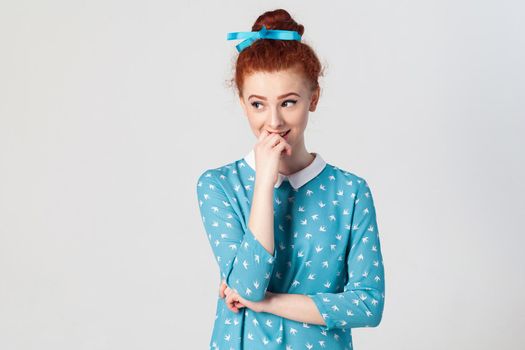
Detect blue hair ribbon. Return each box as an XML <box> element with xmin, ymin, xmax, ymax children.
<box><xmin>226</xmin><ymin>25</ymin><xmax>302</xmax><ymax>53</ymax></box>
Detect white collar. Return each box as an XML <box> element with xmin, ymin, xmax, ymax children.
<box><xmin>243</xmin><ymin>148</ymin><xmax>327</xmax><ymax>189</ymax></box>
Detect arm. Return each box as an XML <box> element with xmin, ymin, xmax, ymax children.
<box><xmin>196</xmin><ymin>170</ymin><xmax>276</xmax><ymax>302</ymax></box>
<box><xmin>305</xmin><ymin>178</ymin><xmax>385</xmax><ymax>330</ymax></box>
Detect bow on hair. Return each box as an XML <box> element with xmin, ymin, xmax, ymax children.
<box><xmin>226</xmin><ymin>25</ymin><xmax>302</xmax><ymax>53</ymax></box>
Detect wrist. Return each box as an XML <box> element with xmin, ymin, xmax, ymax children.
<box><xmin>261</xmin><ymin>291</ymin><xmax>278</xmax><ymax>313</ymax></box>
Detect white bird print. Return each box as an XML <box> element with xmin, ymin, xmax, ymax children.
<box><xmin>306</xmin><ymin>189</ymin><xmax>313</xmax><ymax>196</ymax></box>
<box><xmin>332</xmin><ymin>200</ymin><xmax>339</xmax><ymax>206</ymax></box>
<box><xmin>211</xmin><ymin>206</ymin><xmax>219</xmax><ymax>213</ymax></box>
<box><xmin>279</xmin><ymin>224</ymin><xmax>285</xmax><ymax>232</ymax></box>
<box><xmin>265</xmin><ymin>319</ymin><xmax>273</xmax><ymax>327</ymax></box>
<box><xmin>234</xmin><ymin>318</ymin><xmax>239</xmax><ymax>325</ymax></box>
<box><xmin>254</xmin><ymin>254</ymin><xmax>260</xmax><ymax>263</ymax></box>
<box><xmin>212</xmin><ymin>221</ymin><xmax>219</xmax><ymax>227</ymax></box>
<box><xmin>318</xmin><ymin>201</ymin><xmax>326</xmax><ymax>207</ymax></box>
<box><xmin>311</xmin><ymin>214</ymin><xmax>319</xmax><ymax>220</ymax></box>
<box><xmin>289</xmin><ymin>328</ymin><xmax>298</xmax><ymax>335</ymax></box>
<box><xmin>330</xmin><ymin>244</ymin><xmax>337</xmax><ymax>251</ymax></box>
<box><xmin>352</xmin><ymin>299</ymin><xmax>360</xmax><ymax>306</ymax></box>
<box><xmin>253</xmin><ymin>319</ymin><xmax>259</xmax><ymax>326</ymax></box>
<box><xmin>242</xmin><ymin>260</ymin><xmax>249</xmax><ymax>269</ymax></box>
<box><xmin>305</xmin><ymin>260</ymin><xmax>312</xmax><ymax>267</ymax></box>
<box><xmin>224</xmin><ymin>334</ymin><xmax>231</xmax><ymax>341</ymax></box>
<box><xmin>346</xmin><ymin>309</ymin><xmax>354</xmax><ymax>316</ymax></box>
<box><xmin>322</xmin><ymin>296</ymin><xmax>331</xmax><ymax>302</ymax></box>
<box><xmin>320</xmin><ymin>184</ymin><xmax>326</xmax><ymax>190</ymax></box>
<box><xmin>262</xmin><ymin>337</ymin><xmax>269</xmax><ymax>345</ymax></box>
<box><xmin>276</xmin><ymin>271</ymin><xmax>282</xmax><ymax>279</ymax></box>
<box><xmin>275</xmin><ymin>197</ymin><xmax>281</xmax><ymax>205</ymax></box>
<box><xmin>247</xmin><ymin>332</ymin><xmax>254</xmax><ymax>340</ymax></box>
<box><xmin>298</xmin><ymin>206</ymin><xmax>305</xmax><ymax>212</ymax></box>
<box><xmin>294</xmin><ymin>232</ymin><xmax>298</xmax><ymax>238</ymax></box>
<box><xmin>319</xmin><ymin>340</ymin><xmax>326</xmax><ymax>347</ymax></box>
<box><xmin>329</xmin><ymin>215</ymin><xmax>336</xmax><ymax>221</ymax></box>
<box><xmin>343</xmin><ymin>208</ymin><xmax>350</xmax><ymax>215</ymax></box>
<box><xmin>337</xmin><ymin>189</ymin><xmax>344</xmax><ymax>196</ymax></box>
<box><xmin>292</xmin><ymin>280</ymin><xmax>300</xmax><ymax>287</ymax></box>
<box><xmin>362</xmin><ymin>236</ymin><xmax>369</xmax><ymax>243</ymax></box>
<box><xmin>322</xmin><ymin>261</ymin><xmax>329</xmax><ymax>268</ymax></box>
<box><xmin>298</xmin><ymin>250</ymin><xmax>304</xmax><ymax>257</ymax></box>
<box><xmin>276</xmin><ymin>336</ymin><xmax>282</xmax><ymax>344</ymax></box>
<box><xmin>286</xmin><ymin>346</ymin><xmax>293</xmax><ymax>350</ymax></box>
<box><xmin>300</xmin><ymin>219</ymin><xmax>308</xmax><ymax>225</ymax></box>
<box><xmin>308</xmin><ymin>273</ymin><xmax>316</xmax><ymax>280</ymax></box>
<box><xmin>357</xmin><ymin>253</ymin><xmax>364</xmax><ymax>261</ymax></box>
<box><xmin>228</xmin><ymin>244</ymin><xmax>237</xmax><ymax>250</ymax></box>
<box><xmin>245</xmin><ymin>288</ymin><xmax>252</xmax><ymax>296</ymax></box>
<box><xmin>365</xmin><ymin>310</ymin><xmax>373</xmax><ymax>317</ymax></box>
<box><xmin>372</xmin><ymin>245</ymin><xmax>377</xmax><ymax>252</ymax></box>
<box><xmin>305</xmin><ymin>233</ymin><xmax>312</xmax><ymax>239</ymax></box>
<box><xmin>362</xmin><ymin>271</ymin><xmax>368</xmax><ymax>278</ymax></box>
<box><xmin>336</xmin><ymin>234</ymin><xmax>342</xmax><ymax>240</ymax></box>
<box><xmin>371</xmin><ymin>298</ymin><xmax>379</xmax><ymax>306</ymax></box>
<box><xmin>329</xmin><ymin>175</ymin><xmax>335</xmax><ymax>181</ymax></box>
<box><xmin>373</xmin><ymin>260</ymin><xmax>379</xmax><ymax>267</ymax></box>
<box><xmin>302</xmin><ymin>323</ymin><xmax>310</xmax><ymax>328</ymax></box>
<box><xmin>368</xmin><ymin>224</ymin><xmax>374</xmax><ymax>232</ymax></box>
<box><xmin>225</xmin><ymin>318</ymin><xmax>231</xmax><ymax>324</ymax></box>
<box><xmin>331</xmin><ymin>305</ymin><xmax>339</xmax><ymax>311</ymax></box>
<box><xmin>315</xmin><ymin>245</ymin><xmax>323</xmax><ymax>253</ymax></box>
<box><xmin>346</xmin><ymin>180</ymin><xmax>353</xmax><ymax>186</ymax></box>
<box><xmin>279</xmin><ymin>241</ymin><xmax>286</xmax><ymax>250</ymax></box>
<box><xmin>324</xmin><ymin>281</ymin><xmax>331</xmax><ymax>288</ymax></box>
<box><xmin>375</xmin><ymin>275</ymin><xmax>381</xmax><ymax>282</ymax></box>
<box><xmin>306</xmin><ymin>343</ymin><xmax>313</xmax><ymax>350</ymax></box>
<box><xmin>234</xmin><ymin>184</ymin><xmax>241</xmax><ymax>192</ymax></box>
<box><xmin>363</xmin><ymin>207</ymin><xmax>369</xmax><ymax>215</ymax></box>
<box><xmin>319</xmin><ymin>226</ymin><xmax>326</xmax><ymax>232</ymax></box>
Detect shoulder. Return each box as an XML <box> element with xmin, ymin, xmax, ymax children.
<box><xmin>323</xmin><ymin>161</ymin><xmax>371</xmax><ymax>192</ymax></box>
<box><xmin>196</xmin><ymin>157</ymin><xmax>243</xmax><ymax>192</ymax></box>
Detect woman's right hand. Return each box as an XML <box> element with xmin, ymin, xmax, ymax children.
<box><xmin>254</xmin><ymin>130</ymin><xmax>292</xmax><ymax>188</ymax></box>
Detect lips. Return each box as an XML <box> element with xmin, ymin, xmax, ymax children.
<box><xmin>269</xmin><ymin>130</ymin><xmax>290</xmax><ymax>137</ymax></box>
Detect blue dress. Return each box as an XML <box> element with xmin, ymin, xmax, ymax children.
<box><xmin>196</xmin><ymin>149</ymin><xmax>385</xmax><ymax>350</ymax></box>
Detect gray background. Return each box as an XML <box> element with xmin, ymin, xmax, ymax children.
<box><xmin>1</xmin><ymin>0</ymin><xmax>524</xmax><ymax>349</ymax></box>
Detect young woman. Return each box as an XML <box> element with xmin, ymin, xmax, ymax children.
<box><xmin>196</xmin><ymin>9</ymin><xmax>385</xmax><ymax>350</ymax></box>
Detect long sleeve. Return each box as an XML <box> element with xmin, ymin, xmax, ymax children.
<box><xmin>196</xmin><ymin>170</ymin><xmax>277</xmax><ymax>302</ymax></box>
<box><xmin>308</xmin><ymin>177</ymin><xmax>385</xmax><ymax>331</ymax></box>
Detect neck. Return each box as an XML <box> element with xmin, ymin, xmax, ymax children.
<box><xmin>279</xmin><ymin>142</ymin><xmax>315</xmax><ymax>176</ymax></box>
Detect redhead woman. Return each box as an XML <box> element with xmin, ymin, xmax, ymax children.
<box><xmin>196</xmin><ymin>8</ymin><xmax>385</xmax><ymax>350</ymax></box>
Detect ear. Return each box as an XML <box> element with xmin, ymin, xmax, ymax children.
<box><xmin>239</xmin><ymin>95</ymin><xmax>248</xmax><ymax>116</ymax></box>
<box><xmin>309</xmin><ymin>86</ymin><xmax>320</xmax><ymax>112</ymax></box>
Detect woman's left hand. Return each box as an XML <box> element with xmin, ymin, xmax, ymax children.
<box><xmin>221</xmin><ymin>282</ymin><xmax>269</xmax><ymax>313</ymax></box>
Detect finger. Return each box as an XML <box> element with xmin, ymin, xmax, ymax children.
<box><xmin>258</xmin><ymin>129</ymin><xmax>269</xmax><ymax>142</ymax></box>
<box><xmin>219</xmin><ymin>281</ymin><xmax>227</xmax><ymax>298</ymax></box>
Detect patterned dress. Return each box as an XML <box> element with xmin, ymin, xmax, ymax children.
<box><xmin>196</xmin><ymin>149</ymin><xmax>385</xmax><ymax>350</ymax></box>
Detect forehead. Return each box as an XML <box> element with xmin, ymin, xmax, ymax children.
<box><xmin>243</xmin><ymin>68</ymin><xmax>309</xmax><ymax>97</ymax></box>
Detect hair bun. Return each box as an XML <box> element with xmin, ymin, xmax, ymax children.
<box><xmin>252</xmin><ymin>9</ymin><xmax>304</xmax><ymax>36</ymax></box>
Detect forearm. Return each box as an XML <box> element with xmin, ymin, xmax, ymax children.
<box><xmin>263</xmin><ymin>292</ymin><xmax>326</xmax><ymax>326</ymax></box>
<box><xmin>249</xmin><ymin>179</ymin><xmax>275</xmax><ymax>255</ymax></box>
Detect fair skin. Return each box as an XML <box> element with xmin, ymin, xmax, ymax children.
<box><xmin>219</xmin><ymin>66</ymin><xmax>326</xmax><ymax>326</ymax></box>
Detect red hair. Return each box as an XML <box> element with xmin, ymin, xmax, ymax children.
<box><xmin>228</xmin><ymin>9</ymin><xmax>325</xmax><ymax>98</ymax></box>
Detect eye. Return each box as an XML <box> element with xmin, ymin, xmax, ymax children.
<box><xmin>282</xmin><ymin>99</ymin><xmax>297</xmax><ymax>107</ymax></box>
<box><xmin>251</xmin><ymin>101</ymin><xmax>263</xmax><ymax>109</ymax></box>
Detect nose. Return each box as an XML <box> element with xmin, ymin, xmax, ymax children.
<box><xmin>268</xmin><ymin>106</ymin><xmax>284</xmax><ymax>129</ymax></box>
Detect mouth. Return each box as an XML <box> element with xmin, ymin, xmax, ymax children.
<box><xmin>269</xmin><ymin>129</ymin><xmax>290</xmax><ymax>137</ymax></box>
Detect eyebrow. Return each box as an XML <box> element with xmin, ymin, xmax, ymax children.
<box><xmin>248</xmin><ymin>92</ymin><xmax>301</xmax><ymax>100</ymax></box>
